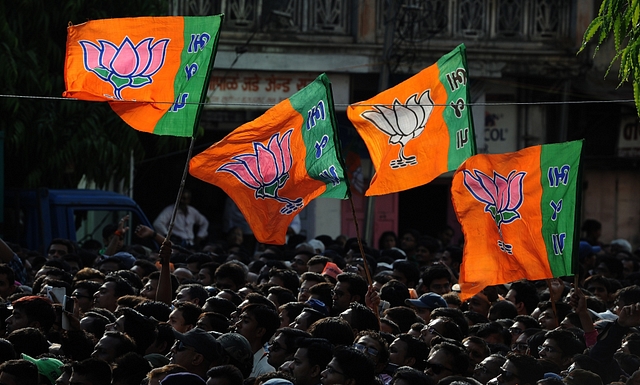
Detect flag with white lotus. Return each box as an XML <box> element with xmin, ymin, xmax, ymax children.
<box><xmin>63</xmin><ymin>15</ymin><xmax>223</xmax><ymax>137</ymax></box>
<box><xmin>189</xmin><ymin>74</ymin><xmax>349</xmax><ymax>245</ymax></box>
<box><xmin>347</xmin><ymin>44</ymin><xmax>476</xmax><ymax>196</ymax></box>
<box><xmin>451</xmin><ymin>140</ymin><xmax>583</xmax><ymax>300</ymax></box>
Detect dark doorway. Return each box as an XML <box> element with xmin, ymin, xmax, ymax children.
<box><xmin>398</xmin><ymin>180</ymin><xmax>451</xmax><ymax>238</ymax></box>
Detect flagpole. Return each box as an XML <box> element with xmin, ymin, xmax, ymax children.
<box><xmin>348</xmin><ymin>194</ymin><xmax>379</xmax><ymax>321</ymax></box>
<box><xmin>164</xmin><ymin>135</ymin><xmax>197</xmax><ymax>244</ymax></box>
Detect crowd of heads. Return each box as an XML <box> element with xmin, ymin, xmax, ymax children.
<box><xmin>0</xmin><ymin>218</ymin><xmax>639</xmax><ymax>385</ymax></box>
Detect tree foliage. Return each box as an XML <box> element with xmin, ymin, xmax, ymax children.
<box><xmin>0</xmin><ymin>0</ymin><xmax>189</xmax><ymax>189</ymax></box>
<box><xmin>581</xmin><ymin>0</ymin><xmax>640</xmax><ymax>115</ymax></box>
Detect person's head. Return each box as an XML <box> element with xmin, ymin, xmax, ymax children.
<box><xmin>6</xmin><ymin>327</ymin><xmax>49</xmax><ymax>358</ymax></box>
<box><xmin>473</xmin><ymin>354</ymin><xmax>506</xmax><ymax>384</ymax></box>
<box><xmin>70</xmin><ymin>358</ymin><xmax>111</xmax><ymax>385</ymax></box>
<box><xmin>379</xmin><ymin>280</ymin><xmax>410</xmax><ymax>308</ymax></box>
<box><xmin>505</xmin><ymin>280</ymin><xmax>540</xmax><ymax>315</ymax></box>
<box><xmin>320</xmin><ymin>346</ymin><xmax>374</xmax><ymax>385</ymax></box>
<box><xmin>308</xmin><ymin>316</ymin><xmax>354</xmax><ymax>347</ymax></box>
<box><xmin>383</xmin><ymin>307</ymin><xmax>422</xmax><ymax>334</ymax></box>
<box><xmin>93</xmin><ymin>276</ymin><xmax>134</xmax><ymax>312</ymax></box>
<box><xmin>581</xmin><ymin>219</ymin><xmax>602</xmax><ymax>241</ymax></box>
<box><xmin>421</xmin><ymin>316</ymin><xmax>463</xmax><ymax>346</ymax></box>
<box><xmin>48</xmin><ymin>239</ymin><xmax>75</xmax><ymax>260</ymax></box>
<box><xmin>268</xmin><ymin>269</ymin><xmax>300</xmax><ymax>294</ymax></box>
<box><xmin>332</xmin><ymin>273</ymin><xmax>367</xmax><ymax>315</ymax></box>
<box><xmin>106</xmin><ymin>307</ymin><xmax>158</xmax><ymax>355</ymax></box>
<box><xmin>286</xmin><ymin>338</ymin><xmax>333</xmax><ymax>385</ymax></box>
<box><xmin>216</xmin><ymin>332</ymin><xmax>253</xmax><ymax>378</ymax></box>
<box><xmin>168</xmin><ymin>302</ymin><xmax>203</xmax><ymax>333</ymax></box>
<box><xmin>234</xmin><ymin>304</ymin><xmax>279</xmax><ymax>347</ymax></box>
<box><xmin>290</xmin><ymin>308</ymin><xmax>325</xmax><ymax>332</ymax></box>
<box><xmin>146</xmin><ymin>364</ymin><xmax>187</xmax><ymax>385</ymax></box>
<box><xmin>391</xmin><ymin>261</ymin><xmax>420</xmax><ymax>289</ymax></box>
<box><xmin>353</xmin><ymin>330</ymin><xmax>389</xmax><ymax>374</ymax></box>
<box><xmin>174</xmin><ymin>284</ymin><xmax>209</xmax><ymax>307</ymax></box>
<box><xmin>425</xmin><ymin>341</ymin><xmax>469</xmax><ymax>383</ymax></box>
<box><xmin>0</xmin><ymin>265</ymin><xmax>16</xmax><ymax>300</ymax></box>
<box><xmin>614</xmin><ymin>285</ymin><xmax>640</xmax><ymax>314</ymax></box>
<box><xmin>214</xmin><ymin>263</ymin><xmax>246</xmax><ymax>292</ymax></box>
<box><xmin>0</xmin><ymin>359</ymin><xmax>38</xmax><ymax>385</ymax></box>
<box><xmin>388</xmin><ymin>334</ymin><xmax>428</xmax><ymax>370</ymax></box>
<box><xmin>538</xmin><ymin>329</ymin><xmax>585</xmax><ymax>370</ymax></box>
<box><xmin>463</xmin><ymin>336</ymin><xmax>491</xmax><ymax>367</ymax></box>
<box><xmin>291</xmin><ymin>251</ymin><xmax>314</xmax><ymax>276</ymax></box>
<box><xmin>339</xmin><ymin>302</ymin><xmax>379</xmax><ymax>334</ymax></box>
<box><xmin>5</xmin><ymin>296</ymin><xmax>55</xmax><ymax>334</ymax></box>
<box><xmin>268</xmin><ymin>327</ymin><xmax>311</xmax><ymax>369</ymax></box>
<box><xmin>202</xmin><ymin>297</ymin><xmax>236</xmax><ymax>319</ymax></box>
<box><xmin>205</xmin><ymin>365</ymin><xmax>243</xmax><ymax>385</ymax></box>
<box><xmin>405</xmin><ymin>292</ymin><xmax>447</xmax><ymax>322</ymax></box>
<box><xmin>267</xmin><ymin>286</ymin><xmax>296</xmax><ymax>309</ymax></box>
<box><xmin>308</xmin><ymin>283</ymin><xmax>333</xmax><ymax>313</ymax></box>
<box><xmin>72</xmin><ymin>280</ymin><xmax>101</xmax><ymax>313</ymax></box>
<box><xmin>496</xmin><ymin>353</ymin><xmax>544</xmax><ymax>385</ymax></box>
<box><xmin>91</xmin><ymin>331</ymin><xmax>136</xmax><ymax>364</ymax></box>
<box><xmin>169</xmin><ymin>328</ymin><xmax>223</xmax><ymax>376</ymax></box>
<box><xmin>378</xmin><ymin>231</ymin><xmax>398</xmax><ymax>251</ymax></box>
<box><xmin>390</xmin><ymin>366</ymin><xmax>431</xmax><ymax>385</ymax></box>
<box><xmin>536</xmin><ymin>302</ymin><xmax>572</xmax><ymax>330</ymax></box>
<box><xmin>298</xmin><ymin>272</ymin><xmax>326</xmax><ymax>302</ymax></box>
<box><xmin>196</xmin><ymin>312</ymin><xmax>229</xmax><ymax>334</ymax></box>
<box><xmin>488</xmin><ymin>300</ymin><xmax>518</xmax><ymax>321</ymax></box>
<box><xmin>307</xmin><ymin>256</ymin><xmax>330</xmax><ymax>275</ymax></box>
<box><xmin>584</xmin><ymin>275</ymin><xmax>612</xmax><ymax>304</ymax></box>
<box><xmin>420</xmin><ymin>266</ymin><xmax>452</xmax><ymax>296</ymax></box>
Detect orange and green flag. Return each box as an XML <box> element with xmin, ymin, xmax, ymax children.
<box><xmin>63</xmin><ymin>15</ymin><xmax>223</xmax><ymax>137</ymax></box>
<box><xmin>451</xmin><ymin>140</ymin><xmax>584</xmax><ymax>300</ymax></box>
<box><xmin>347</xmin><ymin>44</ymin><xmax>475</xmax><ymax>196</ymax></box>
<box><xmin>189</xmin><ymin>73</ymin><xmax>349</xmax><ymax>245</ymax></box>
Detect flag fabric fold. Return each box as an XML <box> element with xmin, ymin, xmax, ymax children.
<box><xmin>63</xmin><ymin>15</ymin><xmax>223</xmax><ymax>137</ymax></box>
<box><xmin>451</xmin><ymin>140</ymin><xmax>583</xmax><ymax>300</ymax></box>
<box><xmin>189</xmin><ymin>73</ymin><xmax>349</xmax><ymax>245</ymax></box>
<box><xmin>347</xmin><ymin>44</ymin><xmax>476</xmax><ymax>196</ymax></box>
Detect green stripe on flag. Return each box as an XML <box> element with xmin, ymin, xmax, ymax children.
<box><xmin>291</xmin><ymin>73</ymin><xmax>349</xmax><ymax>199</ymax></box>
<box><xmin>540</xmin><ymin>140</ymin><xmax>583</xmax><ymax>276</ymax></box>
<box><xmin>439</xmin><ymin>44</ymin><xmax>476</xmax><ymax>171</ymax></box>
<box><xmin>154</xmin><ymin>15</ymin><xmax>222</xmax><ymax>136</ymax></box>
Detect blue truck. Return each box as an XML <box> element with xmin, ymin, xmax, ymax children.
<box><xmin>4</xmin><ymin>188</ymin><xmax>154</xmax><ymax>253</ymax></box>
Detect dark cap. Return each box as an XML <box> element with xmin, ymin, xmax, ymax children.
<box><xmin>172</xmin><ymin>328</ymin><xmax>222</xmax><ymax>363</ymax></box>
<box><xmin>217</xmin><ymin>332</ymin><xmax>253</xmax><ymax>368</ymax></box>
<box><xmin>305</xmin><ymin>299</ymin><xmax>329</xmax><ymax>317</ymax></box>
<box><xmin>405</xmin><ymin>292</ymin><xmax>447</xmax><ymax>310</ymax></box>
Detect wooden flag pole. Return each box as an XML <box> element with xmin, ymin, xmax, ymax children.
<box><xmin>347</xmin><ymin>194</ymin><xmax>379</xmax><ymax>321</ymax></box>
<box><xmin>164</xmin><ymin>136</ymin><xmax>197</xmax><ymax>244</ymax></box>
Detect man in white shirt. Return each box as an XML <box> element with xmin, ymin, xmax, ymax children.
<box><xmin>154</xmin><ymin>189</ymin><xmax>209</xmax><ymax>248</ymax></box>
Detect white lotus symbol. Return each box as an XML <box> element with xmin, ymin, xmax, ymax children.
<box><xmin>361</xmin><ymin>90</ymin><xmax>434</xmax><ymax>168</ymax></box>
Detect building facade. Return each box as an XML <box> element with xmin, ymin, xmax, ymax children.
<box><xmin>161</xmin><ymin>0</ymin><xmax>640</xmax><ymax>248</ymax></box>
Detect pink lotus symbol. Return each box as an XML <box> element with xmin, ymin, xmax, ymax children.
<box><xmin>361</xmin><ymin>90</ymin><xmax>434</xmax><ymax>168</ymax></box>
<box><xmin>80</xmin><ymin>36</ymin><xmax>169</xmax><ymax>100</ymax></box>
<box><xmin>462</xmin><ymin>169</ymin><xmax>526</xmax><ymax>228</ymax></box>
<box><xmin>218</xmin><ymin>129</ymin><xmax>303</xmax><ymax>214</ymax></box>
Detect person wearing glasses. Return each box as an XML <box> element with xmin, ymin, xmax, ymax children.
<box><xmin>424</xmin><ymin>341</ymin><xmax>469</xmax><ymax>383</ymax></box>
<box><xmin>473</xmin><ymin>354</ymin><xmax>506</xmax><ymax>384</ymax></box>
<box><xmin>353</xmin><ymin>330</ymin><xmax>390</xmax><ymax>381</ymax></box>
<box><xmin>167</xmin><ymin>328</ymin><xmax>224</xmax><ymax>380</ymax></box>
<box><xmin>493</xmin><ymin>353</ymin><xmax>544</xmax><ymax>385</ymax></box>
<box><xmin>320</xmin><ymin>346</ymin><xmax>374</xmax><ymax>385</ymax></box>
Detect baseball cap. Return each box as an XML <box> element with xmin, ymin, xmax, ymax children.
<box><xmin>172</xmin><ymin>328</ymin><xmax>222</xmax><ymax>363</ymax></box>
<box><xmin>21</xmin><ymin>354</ymin><xmax>63</xmax><ymax>385</ymax></box>
<box><xmin>322</xmin><ymin>262</ymin><xmax>343</xmax><ymax>280</ymax></box>
<box><xmin>217</xmin><ymin>332</ymin><xmax>253</xmax><ymax>371</ymax></box>
<box><xmin>405</xmin><ymin>292</ymin><xmax>447</xmax><ymax>310</ymax></box>
<box><xmin>305</xmin><ymin>299</ymin><xmax>329</xmax><ymax>317</ymax></box>
<box><xmin>579</xmin><ymin>241</ymin><xmax>601</xmax><ymax>260</ymax></box>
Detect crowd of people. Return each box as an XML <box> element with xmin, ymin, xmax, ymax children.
<box><xmin>1</xmin><ymin>215</ymin><xmax>640</xmax><ymax>385</ymax></box>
